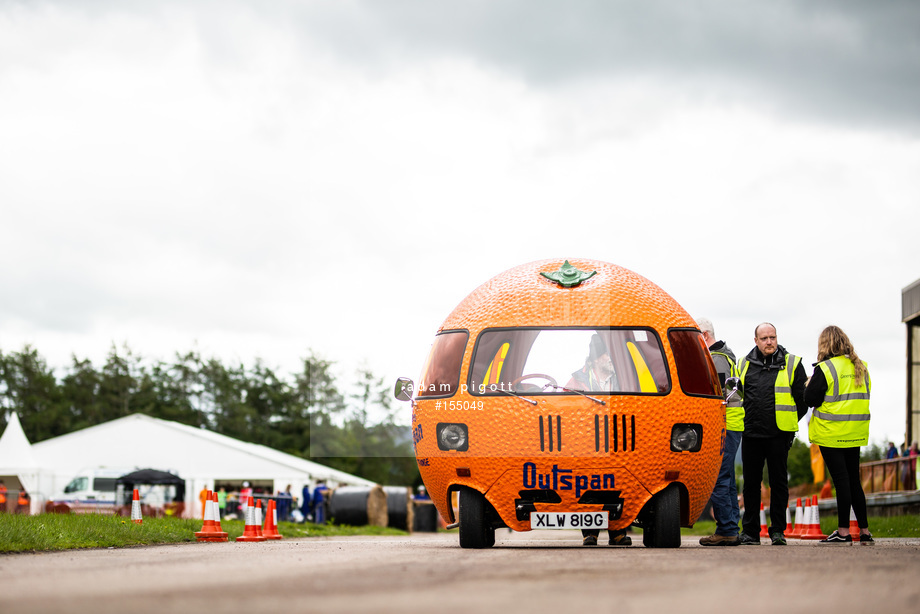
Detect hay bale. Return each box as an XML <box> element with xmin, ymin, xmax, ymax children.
<box><xmin>329</xmin><ymin>485</ymin><xmax>389</xmax><ymax>527</ymax></box>
<box><xmin>366</xmin><ymin>485</ymin><xmax>388</xmax><ymax>526</ymax></box>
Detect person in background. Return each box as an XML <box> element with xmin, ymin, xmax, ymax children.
<box><xmin>738</xmin><ymin>322</ymin><xmax>807</xmax><ymax>546</ymax></box>
<box><xmin>217</xmin><ymin>487</ymin><xmax>227</xmax><ymax>519</ymax></box>
<box><xmin>17</xmin><ymin>488</ymin><xmax>29</xmax><ymax>514</ymax></box>
<box><xmin>312</xmin><ymin>480</ymin><xmax>330</xmax><ymax>524</ymax></box>
<box><xmin>302</xmin><ymin>484</ymin><xmax>312</xmax><ymax>521</ymax></box>
<box><xmin>0</xmin><ymin>480</ymin><xmax>7</xmax><ymax>513</ymax></box>
<box><xmin>886</xmin><ymin>442</ymin><xmax>899</xmax><ymax>459</ymax></box>
<box><xmin>225</xmin><ymin>490</ymin><xmax>239</xmax><ymax>519</ymax></box>
<box><xmin>805</xmin><ymin>325</ymin><xmax>873</xmax><ymax>544</ymax></box>
<box><xmin>696</xmin><ymin>317</ymin><xmax>743</xmax><ymax>547</ymax></box>
<box><xmin>900</xmin><ymin>443</ymin><xmax>912</xmax><ymax>489</ymax></box>
<box><xmin>199</xmin><ymin>486</ymin><xmax>209</xmax><ymax>519</ymax></box>
<box><xmin>913</xmin><ymin>443</ymin><xmax>920</xmax><ymax>490</ymax></box>
<box><xmin>277</xmin><ymin>484</ymin><xmax>292</xmax><ymax>522</ymax></box>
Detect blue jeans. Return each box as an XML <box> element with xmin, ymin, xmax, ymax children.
<box><xmin>712</xmin><ymin>429</ymin><xmax>742</xmax><ymax>536</ymax></box>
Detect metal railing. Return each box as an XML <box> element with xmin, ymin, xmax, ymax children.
<box><xmin>860</xmin><ymin>456</ymin><xmax>919</xmax><ymax>494</ymax></box>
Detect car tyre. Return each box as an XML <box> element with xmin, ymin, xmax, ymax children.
<box><xmin>642</xmin><ymin>484</ymin><xmax>681</xmax><ymax>548</ymax></box>
<box><xmin>458</xmin><ymin>488</ymin><xmax>494</xmax><ymax>549</ymax></box>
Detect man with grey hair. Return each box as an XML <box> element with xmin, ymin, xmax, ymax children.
<box><xmin>696</xmin><ymin>318</ymin><xmax>743</xmax><ymax>546</ymax></box>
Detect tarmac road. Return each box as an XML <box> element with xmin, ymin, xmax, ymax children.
<box><xmin>2</xmin><ymin>531</ymin><xmax>919</xmax><ymax>614</ymax></box>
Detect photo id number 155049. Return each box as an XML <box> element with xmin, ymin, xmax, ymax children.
<box><xmin>530</xmin><ymin>511</ymin><xmax>608</xmax><ymax>529</ymax></box>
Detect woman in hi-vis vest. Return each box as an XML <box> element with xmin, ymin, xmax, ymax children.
<box><xmin>804</xmin><ymin>325</ymin><xmax>873</xmax><ymax>544</ymax></box>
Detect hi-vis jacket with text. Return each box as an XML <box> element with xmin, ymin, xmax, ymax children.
<box><xmin>806</xmin><ymin>356</ymin><xmax>871</xmax><ymax>447</ymax></box>
<box><xmin>738</xmin><ymin>346</ymin><xmax>807</xmax><ymax>437</ymax></box>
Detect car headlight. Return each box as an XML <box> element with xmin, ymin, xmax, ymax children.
<box><xmin>670</xmin><ymin>424</ymin><xmax>702</xmax><ymax>452</ymax></box>
<box><xmin>437</xmin><ymin>423</ymin><xmax>469</xmax><ymax>451</ymax></box>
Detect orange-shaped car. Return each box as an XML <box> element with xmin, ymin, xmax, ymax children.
<box><xmin>395</xmin><ymin>259</ymin><xmax>725</xmax><ymax>548</ymax></box>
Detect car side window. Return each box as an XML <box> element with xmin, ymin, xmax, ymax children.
<box><xmin>667</xmin><ymin>329</ymin><xmax>721</xmax><ymax>397</ymax></box>
<box><xmin>417</xmin><ymin>330</ymin><xmax>469</xmax><ymax>398</ymax></box>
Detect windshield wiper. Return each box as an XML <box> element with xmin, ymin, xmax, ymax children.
<box><xmin>490</xmin><ymin>385</ymin><xmax>538</xmax><ymax>406</ymax></box>
<box><xmin>544</xmin><ymin>384</ymin><xmax>606</xmax><ymax>406</ymax></box>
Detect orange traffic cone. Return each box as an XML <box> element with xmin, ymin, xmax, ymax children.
<box><xmin>195</xmin><ymin>490</ymin><xmax>228</xmax><ymax>542</ymax></box>
<box><xmin>848</xmin><ymin>507</ymin><xmax>859</xmax><ymax>538</ymax></box>
<box><xmin>263</xmin><ymin>499</ymin><xmax>283</xmax><ymax>540</ymax></box>
<box><xmin>130</xmin><ymin>489</ymin><xmax>143</xmax><ymax>525</ymax></box>
<box><xmin>255</xmin><ymin>499</ymin><xmax>265</xmax><ymax>538</ymax></box>
<box><xmin>195</xmin><ymin>490</ymin><xmax>212</xmax><ymax>541</ymax></box>
<box><xmin>236</xmin><ymin>496</ymin><xmax>266</xmax><ymax>542</ymax></box>
<box><xmin>790</xmin><ymin>498</ymin><xmax>803</xmax><ymax>538</ymax></box>
<box><xmin>211</xmin><ymin>491</ymin><xmax>227</xmax><ymax>535</ymax></box>
<box><xmin>800</xmin><ymin>495</ymin><xmax>826</xmax><ymax>540</ymax></box>
<box><xmin>759</xmin><ymin>503</ymin><xmax>769</xmax><ymax>538</ymax></box>
<box><xmin>799</xmin><ymin>497</ymin><xmax>813</xmax><ymax>537</ymax></box>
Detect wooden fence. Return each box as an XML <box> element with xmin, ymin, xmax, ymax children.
<box><xmin>860</xmin><ymin>456</ymin><xmax>918</xmax><ymax>494</ymax></box>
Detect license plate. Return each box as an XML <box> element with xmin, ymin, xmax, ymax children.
<box><xmin>530</xmin><ymin>511</ymin><xmax>608</xmax><ymax>530</ymax></box>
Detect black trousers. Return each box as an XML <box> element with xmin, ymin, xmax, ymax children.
<box><xmin>741</xmin><ymin>434</ymin><xmax>791</xmax><ymax>536</ymax></box>
<box><xmin>819</xmin><ymin>446</ymin><xmax>868</xmax><ymax>530</ymax></box>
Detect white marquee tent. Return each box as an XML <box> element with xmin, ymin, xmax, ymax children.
<box><xmin>0</xmin><ymin>413</ymin><xmax>376</xmax><ymax>517</ymax></box>
<box><xmin>0</xmin><ymin>412</ymin><xmax>41</xmax><ymax>513</ymax></box>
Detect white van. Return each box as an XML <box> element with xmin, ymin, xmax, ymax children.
<box><xmin>46</xmin><ymin>467</ymin><xmax>134</xmax><ymax>514</ymax></box>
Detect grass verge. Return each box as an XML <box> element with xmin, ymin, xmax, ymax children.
<box><xmin>0</xmin><ymin>513</ymin><xmax>406</xmax><ymax>554</ymax></box>
<box><xmin>4</xmin><ymin>513</ymin><xmax>917</xmax><ymax>553</ymax></box>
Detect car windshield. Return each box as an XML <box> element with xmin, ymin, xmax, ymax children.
<box><xmin>64</xmin><ymin>477</ymin><xmax>89</xmax><ymax>493</ymax></box>
<box><xmin>469</xmin><ymin>328</ymin><xmax>670</xmax><ymax>395</ymax></box>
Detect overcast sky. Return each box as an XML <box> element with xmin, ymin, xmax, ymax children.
<box><xmin>1</xmin><ymin>0</ymin><xmax>918</xmax><ymax>448</ymax></box>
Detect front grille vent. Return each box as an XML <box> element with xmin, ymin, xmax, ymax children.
<box><xmin>594</xmin><ymin>414</ymin><xmax>636</xmax><ymax>452</ymax></box>
<box><xmin>539</xmin><ymin>415</ymin><xmax>562</xmax><ymax>452</ymax></box>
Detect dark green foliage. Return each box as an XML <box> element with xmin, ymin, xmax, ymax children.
<box><xmin>861</xmin><ymin>441</ymin><xmax>885</xmax><ymax>462</ymax></box>
<box><xmin>787</xmin><ymin>438</ymin><xmax>814</xmax><ymax>488</ymax></box>
<box><xmin>0</xmin><ymin>345</ymin><xmax>68</xmax><ymax>440</ymax></box>
<box><xmin>60</xmin><ymin>356</ymin><xmax>104</xmax><ymax>431</ymax></box>
<box><xmin>0</xmin><ymin>344</ymin><xmax>418</xmax><ymax>487</ymax></box>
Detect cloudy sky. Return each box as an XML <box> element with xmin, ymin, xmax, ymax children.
<box><xmin>1</xmin><ymin>0</ymin><xmax>918</xmax><ymax>447</ymax></box>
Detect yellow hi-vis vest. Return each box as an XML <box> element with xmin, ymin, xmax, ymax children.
<box><xmin>808</xmin><ymin>356</ymin><xmax>871</xmax><ymax>447</ymax></box>
<box><xmin>739</xmin><ymin>353</ymin><xmax>801</xmax><ymax>432</ymax></box>
<box><xmin>711</xmin><ymin>351</ymin><xmax>744</xmax><ymax>432</ymax></box>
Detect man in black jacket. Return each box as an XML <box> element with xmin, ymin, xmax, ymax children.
<box><xmin>737</xmin><ymin>323</ymin><xmax>807</xmax><ymax>546</ymax></box>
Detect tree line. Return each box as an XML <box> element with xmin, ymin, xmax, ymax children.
<box><xmin>0</xmin><ymin>344</ymin><xmax>418</xmax><ymax>487</ymax></box>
